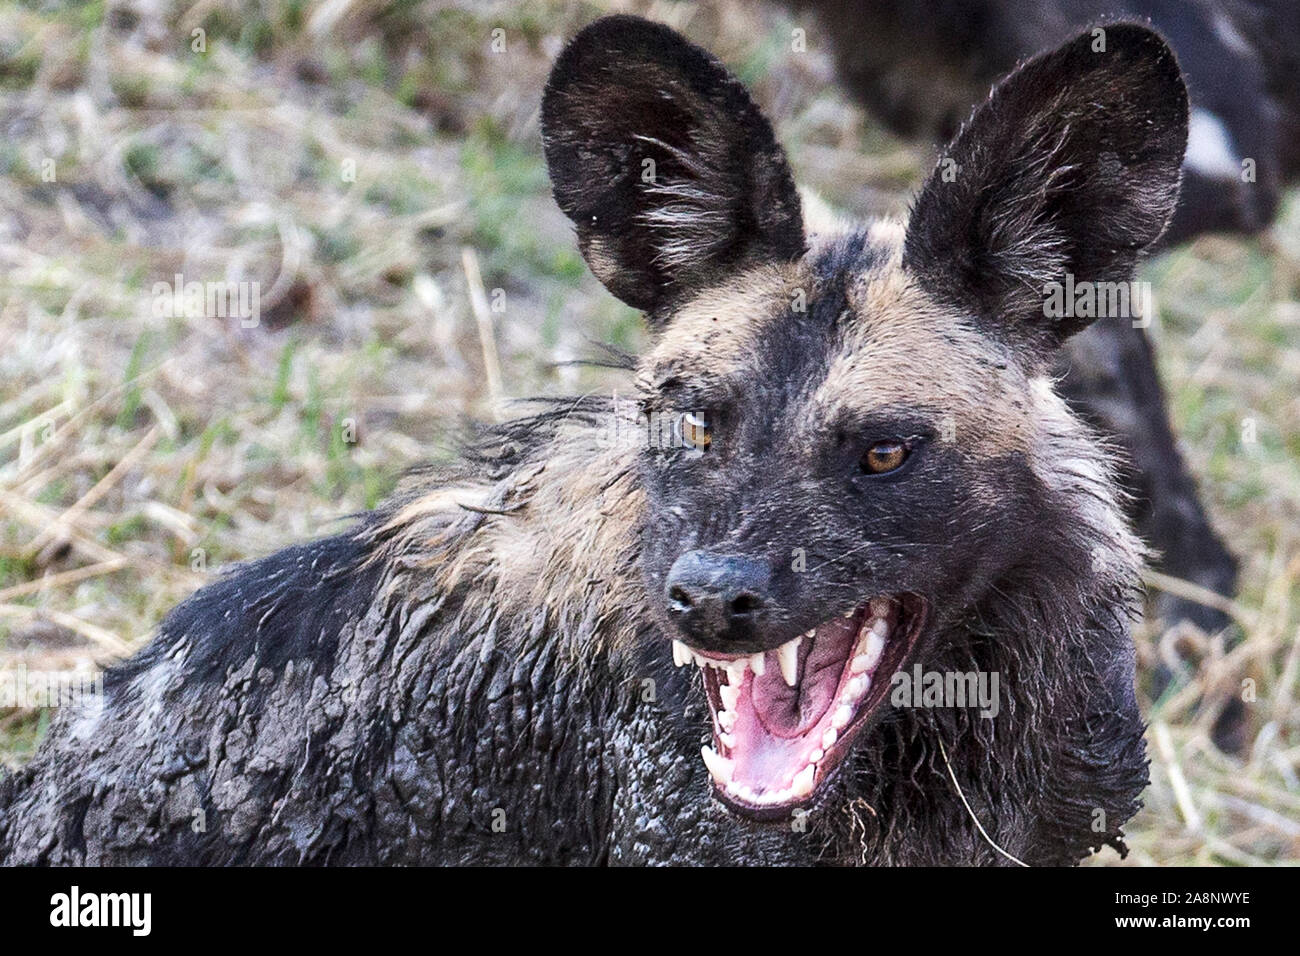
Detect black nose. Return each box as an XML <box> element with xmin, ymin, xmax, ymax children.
<box><xmin>665</xmin><ymin>551</ymin><xmax>771</xmax><ymax>647</ymax></box>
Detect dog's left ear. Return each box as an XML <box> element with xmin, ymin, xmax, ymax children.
<box><xmin>541</xmin><ymin>16</ymin><xmax>804</xmax><ymax>320</ymax></box>
<box><xmin>903</xmin><ymin>23</ymin><xmax>1188</xmax><ymax>359</ymax></box>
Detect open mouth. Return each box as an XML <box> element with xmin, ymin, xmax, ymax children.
<box><xmin>672</xmin><ymin>594</ymin><xmax>927</xmax><ymax>818</ymax></box>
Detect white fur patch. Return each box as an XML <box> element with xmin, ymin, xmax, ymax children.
<box><xmin>1185</xmin><ymin>109</ymin><xmax>1241</xmax><ymax>181</ymax></box>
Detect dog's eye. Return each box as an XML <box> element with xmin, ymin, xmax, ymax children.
<box><xmin>682</xmin><ymin>411</ymin><xmax>711</xmax><ymax>451</ymax></box>
<box><xmin>861</xmin><ymin>440</ymin><xmax>909</xmax><ymax>474</ymax></box>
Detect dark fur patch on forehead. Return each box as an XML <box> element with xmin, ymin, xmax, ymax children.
<box><xmin>809</xmin><ymin>229</ymin><xmax>879</xmax><ymax>285</ymax></box>
<box><xmin>637</xmin><ymin>228</ymin><xmax>901</xmax><ymax>403</ymax></box>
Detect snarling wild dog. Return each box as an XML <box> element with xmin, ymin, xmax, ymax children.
<box><xmin>0</xmin><ymin>16</ymin><xmax>1185</xmax><ymax>865</ymax></box>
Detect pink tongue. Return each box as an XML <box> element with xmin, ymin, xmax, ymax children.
<box><xmin>750</xmin><ymin>619</ymin><xmax>857</xmax><ymax>737</ymax></box>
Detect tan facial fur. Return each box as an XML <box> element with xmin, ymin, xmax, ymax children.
<box><xmin>640</xmin><ymin>217</ymin><xmax>1037</xmax><ymax>462</ymax></box>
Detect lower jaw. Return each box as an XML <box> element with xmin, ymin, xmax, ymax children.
<box><xmin>681</xmin><ymin>594</ymin><xmax>927</xmax><ymax>819</ymax></box>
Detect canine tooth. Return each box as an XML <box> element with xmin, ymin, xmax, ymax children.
<box><xmin>822</xmin><ymin>728</ymin><xmax>838</xmax><ymax>749</ymax></box>
<box><xmin>718</xmin><ymin>710</ymin><xmax>737</xmax><ymax>732</ymax></box>
<box><xmin>832</xmin><ymin>705</ymin><xmax>852</xmax><ymax>729</ymax></box>
<box><xmin>672</xmin><ymin>640</ymin><xmax>691</xmax><ymax>667</ymax></box>
<box><xmin>720</xmin><ymin>683</ymin><xmax>740</xmax><ymax>711</ymax></box>
<box><xmin>701</xmin><ymin>746</ymin><xmax>734</xmax><ymax>786</ymax></box>
<box><xmin>749</xmin><ymin>653</ymin><xmax>766</xmax><ymax>676</ymax></box>
<box><xmin>777</xmin><ymin>637</ymin><xmax>801</xmax><ymax>687</ymax></box>
<box><xmin>791</xmin><ymin>764</ymin><xmax>816</xmax><ymax>798</ymax></box>
<box><xmin>809</xmin><ymin>748</ymin><xmax>824</xmax><ymax>762</ymax></box>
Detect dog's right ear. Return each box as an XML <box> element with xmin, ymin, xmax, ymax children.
<box><xmin>541</xmin><ymin>16</ymin><xmax>805</xmax><ymax>320</ymax></box>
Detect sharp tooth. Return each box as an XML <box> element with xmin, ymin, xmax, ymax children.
<box><xmin>718</xmin><ymin>710</ymin><xmax>737</xmax><ymax>732</ymax></box>
<box><xmin>822</xmin><ymin>728</ymin><xmax>838</xmax><ymax>749</ymax></box>
<box><xmin>832</xmin><ymin>705</ymin><xmax>852</xmax><ymax>729</ymax></box>
<box><xmin>809</xmin><ymin>748</ymin><xmax>824</xmax><ymax>762</ymax></box>
<box><xmin>672</xmin><ymin>640</ymin><xmax>691</xmax><ymax>667</ymax></box>
<box><xmin>777</xmin><ymin>637</ymin><xmax>801</xmax><ymax>687</ymax></box>
<box><xmin>748</xmin><ymin>653</ymin><xmax>766</xmax><ymax>677</ymax></box>
<box><xmin>701</xmin><ymin>746</ymin><xmax>734</xmax><ymax>786</ymax></box>
<box><xmin>804</xmin><ymin>628</ymin><xmax>816</xmax><ymax>638</ymax></box>
<box><xmin>791</xmin><ymin>764</ymin><xmax>816</xmax><ymax>798</ymax></box>
<box><xmin>720</xmin><ymin>732</ymin><xmax>736</xmax><ymax>749</ymax></box>
<box><xmin>720</xmin><ymin>683</ymin><xmax>740</xmax><ymax>711</ymax></box>
<box><xmin>850</xmin><ymin>654</ymin><xmax>871</xmax><ymax>674</ymax></box>
<box><xmin>726</xmin><ymin>658</ymin><xmax>748</xmax><ymax>685</ymax></box>
<box><xmin>863</xmin><ymin>629</ymin><xmax>886</xmax><ymax>668</ymax></box>
<box><xmin>846</xmin><ymin>675</ymin><xmax>869</xmax><ymax>699</ymax></box>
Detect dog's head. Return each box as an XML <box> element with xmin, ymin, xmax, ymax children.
<box><xmin>542</xmin><ymin>16</ymin><xmax>1184</xmax><ymax>818</ymax></box>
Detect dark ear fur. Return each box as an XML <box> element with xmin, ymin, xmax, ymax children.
<box><xmin>541</xmin><ymin>16</ymin><xmax>805</xmax><ymax>318</ymax></box>
<box><xmin>903</xmin><ymin>22</ymin><xmax>1189</xmax><ymax>357</ymax></box>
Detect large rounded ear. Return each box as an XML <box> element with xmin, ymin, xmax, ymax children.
<box><xmin>541</xmin><ymin>16</ymin><xmax>805</xmax><ymax>320</ymax></box>
<box><xmin>902</xmin><ymin>23</ymin><xmax>1188</xmax><ymax>360</ymax></box>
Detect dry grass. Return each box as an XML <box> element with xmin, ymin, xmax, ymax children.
<box><xmin>0</xmin><ymin>0</ymin><xmax>1296</xmax><ymax>864</ymax></box>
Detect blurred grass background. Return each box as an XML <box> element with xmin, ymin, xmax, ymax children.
<box><xmin>0</xmin><ymin>0</ymin><xmax>1297</xmax><ymax>865</ymax></box>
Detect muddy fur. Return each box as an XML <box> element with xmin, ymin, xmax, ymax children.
<box><xmin>0</xmin><ymin>386</ymin><xmax>1146</xmax><ymax>865</ymax></box>
<box><xmin>1</xmin><ymin>17</ymin><xmax>1179</xmax><ymax>865</ymax></box>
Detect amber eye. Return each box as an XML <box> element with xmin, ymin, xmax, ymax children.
<box><xmin>861</xmin><ymin>440</ymin><xmax>909</xmax><ymax>474</ymax></box>
<box><xmin>682</xmin><ymin>412</ymin><xmax>711</xmax><ymax>451</ymax></box>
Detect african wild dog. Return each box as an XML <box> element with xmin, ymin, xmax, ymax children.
<box><xmin>0</xmin><ymin>16</ymin><xmax>1185</xmax><ymax>865</ymax></box>
<box><xmin>787</xmin><ymin>0</ymin><xmax>1300</xmax><ymax>642</ymax></box>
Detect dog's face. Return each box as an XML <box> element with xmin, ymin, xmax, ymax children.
<box><xmin>542</xmin><ymin>16</ymin><xmax>1186</xmax><ymax>817</ymax></box>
